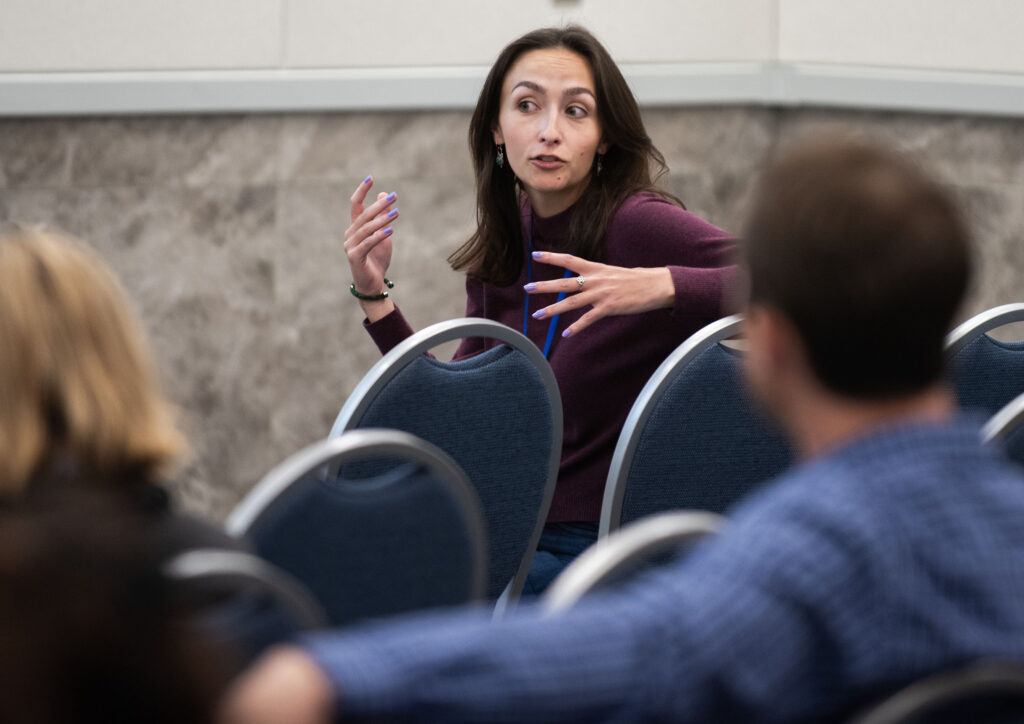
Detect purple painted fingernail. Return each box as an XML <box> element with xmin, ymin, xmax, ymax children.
<box><xmin>386</xmin><ymin>192</ymin><xmax>397</xmax><ymax>202</ymax></box>
<box><xmin>532</xmin><ymin>251</ymin><xmax>543</xmax><ymax>259</ymax></box>
<box><xmin>523</xmin><ymin>282</ymin><xmax>537</xmax><ymax>291</ymax></box>
<box><xmin>363</xmin><ymin>175</ymin><xmax>372</xmax><ymax>184</ymax></box>
<box><xmin>562</xmin><ymin>329</ymin><xmax>572</xmax><ymax>338</ymax></box>
<box><xmin>383</xmin><ymin>226</ymin><xmax>393</xmax><ymax>236</ymax></box>
<box><xmin>387</xmin><ymin>209</ymin><xmax>398</xmax><ymax>219</ymax></box>
<box><xmin>532</xmin><ymin>309</ymin><xmax>545</xmax><ymax>319</ymax></box>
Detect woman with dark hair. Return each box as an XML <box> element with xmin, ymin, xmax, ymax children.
<box><xmin>344</xmin><ymin>25</ymin><xmax>735</xmax><ymax>592</ymax></box>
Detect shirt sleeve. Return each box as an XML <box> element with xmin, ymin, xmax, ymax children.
<box><xmin>300</xmin><ymin>485</ymin><xmax>875</xmax><ymax>723</ymax></box>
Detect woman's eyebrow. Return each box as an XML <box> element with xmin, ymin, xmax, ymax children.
<box><xmin>563</xmin><ymin>87</ymin><xmax>596</xmax><ymax>101</ymax></box>
<box><xmin>511</xmin><ymin>80</ymin><xmax>544</xmax><ymax>94</ymax></box>
<box><xmin>510</xmin><ymin>81</ymin><xmax>595</xmax><ymax>101</ymax></box>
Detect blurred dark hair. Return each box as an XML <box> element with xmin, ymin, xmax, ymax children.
<box><xmin>0</xmin><ymin>485</ymin><xmax>230</xmax><ymax>723</ymax></box>
<box><xmin>742</xmin><ymin>135</ymin><xmax>972</xmax><ymax>399</ymax></box>
<box><xmin>450</xmin><ymin>24</ymin><xmax>682</xmax><ymax>286</ymax></box>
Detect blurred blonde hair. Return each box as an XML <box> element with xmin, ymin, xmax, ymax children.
<box><xmin>0</xmin><ymin>227</ymin><xmax>186</xmax><ymax>495</ymax></box>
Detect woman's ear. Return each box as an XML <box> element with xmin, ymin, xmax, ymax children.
<box><xmin>493</xmin><ymin>126</ymin><xmax>505</xmax><ymax>145</ymax></box>
<box><xmin>597</xmin><ymin>140</ymin><xmax>609</xmax><ymax>155</ymax></box>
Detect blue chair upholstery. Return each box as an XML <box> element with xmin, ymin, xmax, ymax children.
<box><xmin>600</xmin><ymin>315</ymin><xmax>792</xmax><ymax>537</ymax></box>
<box><xmin>330</xmin><ymin>318</ymin><xmax>562</xmax><ymax>607</ymax></box>
<box><xmin>982</xmin><ymin>391</ymin><xmax>1024</xmax><ymax>469</ymax></box>
<box><xmin>946</xmin><ymin>303</ymin><xmax>1024</xmax><ymax>417</ymax></box>
<box><xmin>226</xmin><ymin>429</ymin><xmax>486</xmax><ymax>627</ymax></box>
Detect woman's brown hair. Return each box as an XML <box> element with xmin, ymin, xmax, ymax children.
<box><xmin>0</xmin><ymin>228</ymin><xmax>185</xmax><ymax>495</ymax></box>
<box><xmin>449</xmin><ymin>25</ymin><xmax>682</xmax><ymax>286</ymax></box>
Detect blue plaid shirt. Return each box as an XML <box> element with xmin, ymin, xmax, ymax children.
<box><xmin>305</xmin><ymin>416</ymin><xmax>1024</xmax><ymax>722</ymax></box>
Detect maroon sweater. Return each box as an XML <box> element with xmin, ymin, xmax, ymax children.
<box><xmin>364</xmin><ymin>193</ymin><xmax>736</xmax><ymax>522</ymax></box>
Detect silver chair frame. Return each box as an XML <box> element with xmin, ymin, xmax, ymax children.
<box><xmin>945</xmin><ymin>303</ymin><xmax>1024</xmax><ymax>357</ymax></box>
<box><xmin>599</xmin><ymin>314</ymin><xmax>744</xmax><ymax>538</ymax></box>
<box><xmin>981</xmin><ymin>390</ymin><xmax>1024</xmax><ymax>446</ymax></box>
<box><xmin>849</xmin><ymin>660</ymin><xmax>1024</xmax><ymax>724</ymax></box>
<box><xmin>327</xmin><ymin>317</ymin><xmax>563</xmax><ymax>613</ymax></box>
<box><xmin>163</xmin><ymin>548</ymin><xmax>330</xmax><ymax>630</ymax></box>
<box><xmin>543</xmin><ymin>510</ymin><xmax>725</xmax><ymax>616</ymax></box>
<box><xmin>226</xmin><ymin>428</ymin><xmax>488</xmax><ymax>601</ymax></box>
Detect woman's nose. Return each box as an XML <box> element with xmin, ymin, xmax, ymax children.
<box><xmin>537</xmin><ymin>111</ymin><xmax>562</xmax><ymax>144</ymax></box>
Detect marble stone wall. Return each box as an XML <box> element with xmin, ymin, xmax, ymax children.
<box><xmin>1</xmin><ymin>107</ymin><xmax>1022</xmax><ymax>518</ymax></box>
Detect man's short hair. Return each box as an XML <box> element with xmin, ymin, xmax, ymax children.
<box><xmin>743</xmin><ymin>135</ymin><xmax>972</xmax><ymax>399</ymax></box>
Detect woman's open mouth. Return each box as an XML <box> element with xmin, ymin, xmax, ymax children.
<box><xmin>531</xmin><ymin>155</ymin><xmax>565</xmax><ymax>170</ymax></box>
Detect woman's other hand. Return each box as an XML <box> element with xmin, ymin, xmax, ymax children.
<box><xmin>345</xmin><ymin>175</ymin><xmax>399</xmax><ymax>321</ymax></box>
<box><xmin>524</xmin><ymin>251</ymin><xmax>675</xmax><ymax>338</ymax></box>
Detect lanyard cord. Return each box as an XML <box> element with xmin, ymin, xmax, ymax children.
<box><xmin>523</xmin><ymin>211</ymin><xmax>571</xmax><ymax>359</ymax></box>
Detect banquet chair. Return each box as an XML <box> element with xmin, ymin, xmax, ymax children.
<box><xmin>599</xmin><ymin>314</ymin><xmax>792</xmax><ymax>537</ymax></box>
<box><xmin>981</xmin><ymin>390</ymin><xmax>1024</xmax><ymax>468</ymax></box>
<box><xmin>848</xmin><ymin>660</ymin><xmax>1024</xmax><ymax>724</ymax></box>
<box><xmin>165</xmin><ymin>548</ymin><xmax>329</xmax><ymax>666</ymax></box>
<box><xmin>226</xmin><ymin>429</ymin><xmax>486</xmax><ymax>627</ymax></box>
<box><xmin>543</xmin><ymin>510</ymin><xmax>725</xmax><ymax>615</ymax></box>
<box><xmin>164</xmin><ymin>548</ymin><xmax>328</xmax><ymax>630</ymax></box>
<box><xmin>329</xmin><ymin>317</ymin><xmax>562</xmax><ymax>611</ymax></box>
<box><xmin>946</xmin><ymin>303</ymin><xmax>1024</xmax><ymax>416</ymax></box>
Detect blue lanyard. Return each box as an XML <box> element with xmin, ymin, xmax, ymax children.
<box><xmin>522</xmin><ymin>214</ymin><xmax>571</xmax><ymax>359</ymax></box>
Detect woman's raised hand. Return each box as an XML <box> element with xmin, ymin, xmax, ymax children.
<box><xmin>524</xmin><ymin>251</ymin><xmax>676</xmax><ymax>338</ymax></box>
<box><xmin>345</xmin><ymin>175</ymin><xmax>399</xmax><ymax>304</ymax></box>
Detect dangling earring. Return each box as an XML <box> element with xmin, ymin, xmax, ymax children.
<box><xmin>496</xmin><ymin>144</ymin><xmax>505</xmax><ymax>168</ymax></box>
<box><xmin>596</xmin><ymin>154</ymin><xmax>603</xmax><ymax>176</ymax></box>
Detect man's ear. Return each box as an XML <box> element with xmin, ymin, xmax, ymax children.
<box><xmin>746</xmin><ymin>305</ymin><xmax>798</xmax><ymax>380</ymax></box>
<box><xmin>744</xmin><ymin>305</ymin><xmax>799</xmax><ymax>418</ymax></box>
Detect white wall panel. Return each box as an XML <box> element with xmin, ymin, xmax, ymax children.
<box><xmin>284</xmin><ymin>0</ymin><xmax>773</xmax><ymax>68</ymax></box>
<box><xmin>0</xmin><ymin>0</ymin><xmax>281</xmax><ymax>72</ymax></box>
<box><xmin>779</xmin><ymin>0</ymin><xmax>1024</xmax><ymax>74</ymax></box>
<box><xmin>284</xmin><ymin>0</ymin><xmax>562</xmax><ymax>68</ymax></box>
<box><xmin>4</xmin><ymin>0</ymin><xmax>1024</xmax><ymax>116</ymax></box>
<box><xmin>567</xmin><ymin>0</ymin><xmax>774</xmax><ymax>63</ymax></box>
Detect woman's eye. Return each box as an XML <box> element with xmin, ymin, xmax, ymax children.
<box><xmin>566</xmin><ymin>105</ymin><xmax>588</xmax><ymax>118</ymax></box>
<box><xmin>517</xmin><ymin>100</ymin><xmax>536</xmax><ymax>112</ymax></box>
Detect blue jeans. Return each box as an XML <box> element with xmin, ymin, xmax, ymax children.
<box><xmin>522</xmin><ymin>522</ymin><xmax>599</xmax><ymax>597</ymax></box>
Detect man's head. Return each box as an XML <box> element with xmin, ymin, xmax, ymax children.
<box><xmin>742</xmin><ymin>135</ymin><xmax>972</xmax><ymax>413</ymax></box>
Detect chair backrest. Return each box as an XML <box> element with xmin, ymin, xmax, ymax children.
<box><xmin>946</xmin><ymin>303</ymin><xmax>1024</xmax><ymax>416</ymax></box>
<box><xmin>329</xmin><ymin>318</ymin><xmax>562</xmax><ymax>607</ymax></box>
<box><xmin>848</xmin><ymin>660</ymin><xmax>1024</xmax><ymax>724</ymax></box>
<box><xmin>981</xmin><ymin>390</ymin><xmax>1024</xmax><ymax>468</ymax></box>
<box><xmin>164</xmin><ymin>548</ymin><xmax>329</xmax><ymax>631</ymax></box>
<box><xmin>543</xmin><ymin>510</ymin><xmax>725</xmax><ymax>615</ymax></box>
<box><xmin>599</xmin><ymin>314</ymin><xmax>792</xmax><ymax>537</ymax></box>
<box><xmin>226</xmin><ymin>429</ymin><xmax>487</xmax><ymax>627</ymax></box>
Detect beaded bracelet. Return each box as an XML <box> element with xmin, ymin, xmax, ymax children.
<box><xmin>349</xmin><ymin>278</ymin><xmax>394</xmax><ymax>301</ymax></box>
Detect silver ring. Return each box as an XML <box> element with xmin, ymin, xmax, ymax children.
<box><xmin>576</xmin><ymin>276</ymin><xmax>585</xmax><ymax>290</ymax></box>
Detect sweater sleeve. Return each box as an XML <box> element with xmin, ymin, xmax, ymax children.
<box><xmin>607</xmin><ymin>194</ymin><xmax>739</xmax><ymax>322</ymax></box>
<box><xmin>364</xmin><ymin>278</ymin><xmax>489</xmax><ymax>361</ymax></box>
<box><xmin>363</xmin><ymin>306</ymin><xmax>416</xmax><ymax>356</ymax></box>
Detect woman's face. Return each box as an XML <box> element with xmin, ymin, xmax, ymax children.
<box><xmin>493</xmin><ymin>47</ymin><xmax>608</xmax><ymax>218</ymax></box>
